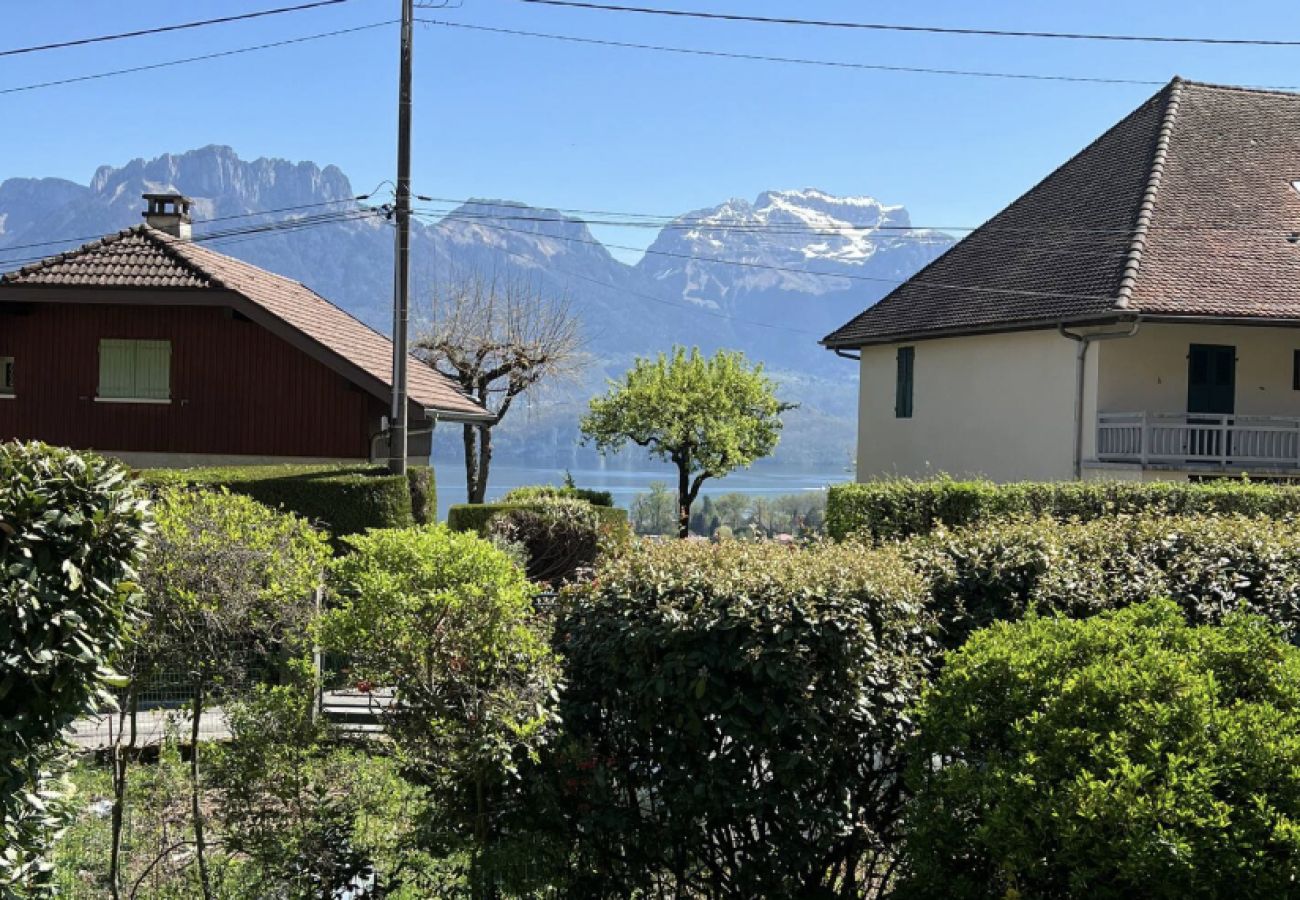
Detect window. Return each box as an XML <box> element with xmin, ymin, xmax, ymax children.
<box><xmin>97</xmin><ymin>339</ymin><xmax>171</xmax><ymax>402</ymax></box>
<box><xmin>895</xmin><ymin>346</ymin><xmax>914</xmax><ymax>418</ymax></box>
<box><xmin>0</xmin><ymin>357</ymin><xmax>13</xmax><ymax>396</ymax></box>
<box><xmin>1294</xmin><ymin>350</ymin><xmax>1300</xmax><ymax>390</ymax></box>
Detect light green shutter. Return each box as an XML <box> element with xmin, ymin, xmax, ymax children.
<box><xmin>98</xmin><ymin>340</ymin><xmax>136</xmax><ymax>399</ymax></box>
<box><xmin>134</xmin><ymin>340</ymin><xmax>171</xmax><ymax>400</ymax></box>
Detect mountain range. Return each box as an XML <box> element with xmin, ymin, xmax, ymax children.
<box><xmin>0</xmin><ymin>146</ymin><xmax>953</xmax><ymax>471</ymax></box>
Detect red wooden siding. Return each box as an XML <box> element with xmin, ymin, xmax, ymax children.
<box><xmin>0</xmin><ymin>302</ymin><xmax>381</xmax><ymax>459</ymax></box>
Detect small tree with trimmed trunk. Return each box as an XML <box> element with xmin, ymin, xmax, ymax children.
<box><xmin>581</xmin><ymin>346</ymin><xmax>792</xmax><ymax>538</ymax></box>
<box><xmin>415</xmin><ymin>271</ymin><xmax>583</xmax><ymax>504</ymax></box>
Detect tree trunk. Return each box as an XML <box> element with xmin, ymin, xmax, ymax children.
<box><xmin>472</xmin><ymin>424</ymin><xmax>494</xmax><ymax>505</ymax></box>
<box><xmin>109</xmin><ymin>685</ymin><xmax>139</xmax><ymax>900</ymax></box>
<box><xmin>676</xmin><ymin>460</ymin><xmax>692</xmax><ymax>539</ymax></box>
<box><xmin>463</xmin><ymin>423</ymin><xmax>480</xmax><ymax>503</ymax></box>
<box><xmin>189</xmin><ymin>679</ymin><xmax>213</xmax><ymax>900</ymax></box>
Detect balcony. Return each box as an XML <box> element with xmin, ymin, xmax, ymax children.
<box><xmin>1096</xmin><ymin>412</ymin><xmax>1300</xmax><ymax>469</ymax></box>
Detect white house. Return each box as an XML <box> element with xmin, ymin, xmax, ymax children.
<box><xmin>824</xmin><ymin>78</ymin><xmax>1300</xmax><ymax>483</ymax></box>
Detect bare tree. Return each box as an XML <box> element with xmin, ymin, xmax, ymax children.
<box><xmin>416</xmin><ymin>271</ymin><xmax>584</xmax><ymax>504</ymax></box>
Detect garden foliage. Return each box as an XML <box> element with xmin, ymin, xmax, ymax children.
<box><xmin>908</xmin><ymin>513</ymin><xmax>1300</xmax><ymax>650</ymax></box>
<box><xmin>143</xmin><ymin>464</ymin><xmax>432</xmax><ymax>537</ymax></box>
<box><xmin>549</xmin><ymin>539</ymin><xmax>933</xmax><ymax>897</ymax></box>
<box><xmin>0</xmin><ymin>442</ymin><xmax>150</xmax><ymax>894</ymax></box>
<box><xmin>826</xmin><ymin>477</ymin><xmax>1300</xmax><ymax>541</ymax></box>
<box><xmin>486</xmin><ymin>498</ymin><xmax>622</xmax><ymax>585</ymax></box>
<box><xmin>321</xmin><ymin>525</ymin><xmax>560</xmax><ymax>894</ymax></box>
<box><xmin>500</xmin><ymin>484</ymin><xmax>614</xmax><ymax>507</ymax></box>
<box><xmin>901</xmin><ymin>600</ymin><xmax>1300</xmax><ymax>899</ymax></box>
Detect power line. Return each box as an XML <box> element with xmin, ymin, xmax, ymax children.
<box><xmin>409</xmin><ymin>196</ymin><xmax>1300</xmax><ymax>238</ymax></box>
<box><xmin>418</xmin><ymin>212</ymin><xmax>1129</xmax><ymax>304</ymax></box>
<box><xmin>421</xmin><ymin>215</ymin><xmax>823</xmax><ymax>335</ymax></box>
<box><xmin>0</xmin><ymin>194</ymin><xmax>387</xmax><ymax>258</ymax></box>
<box><xmin>517</xmin><ymin>0</ymin><xmax>1300</xmax><ymax>48</ymax></box>
<box><xmin>0</xmin><ymin>0</ymin><xmax>354</xmax><ymax>58</ymax></box>
<box><xmin>0</xmin><ymin>21</ymin><xmax>396</xmax><ymax>96</ymax></box>
<box><xmin>0</xmin><ymin>208</ymin><xmax>384</xmax><ymax>270</ymax></box>
<box><xmin>417</xmin><ymin>18</ymin><xmax>1196</xmax><ymax>89</ymax></box>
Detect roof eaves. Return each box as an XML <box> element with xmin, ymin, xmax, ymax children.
<box><xmin>1113</xmin><ymin>77</ymin><xmax>1185</xmax><ymax>310</ymax></box>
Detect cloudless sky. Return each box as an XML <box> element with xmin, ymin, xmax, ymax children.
<box><xmin>4</xmin><ymin>1</ymin><xmax>1300</xmax><ymax>262</ymax></box>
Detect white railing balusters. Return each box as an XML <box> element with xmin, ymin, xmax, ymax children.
<box><xmin>1096</xmin><ymin>411</ymin><xmax>1300</xmax><ymax>469</ymax></box>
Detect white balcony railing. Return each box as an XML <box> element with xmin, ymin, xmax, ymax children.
<box><xmin>1097</xmin><ymin>412</ymin><xmax>1300</xmax><ymax>467</ymax></box>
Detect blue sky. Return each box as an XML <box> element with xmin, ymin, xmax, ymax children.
<box><xmin>3</xmin><ymin>1</ymin><xmax>1300</xmax><ymax>260</ymax></box>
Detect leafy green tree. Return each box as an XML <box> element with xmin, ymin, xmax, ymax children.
<box><xmin>0</xmin><ymin>443</ymin><xmax>150</xmax><ymax>896</ymax></box>
<box><xmin>549</xmin><ymin>539</ymin><xmax>933</xmax><ymax>897</ymax></box>
<box><xmin>901</xmin><ymin>600</ymin><xmax>1300</xmax><ymax>900</ymax></box>
<box><xmin>581</xmin><ymin>346</ymin><xmax>793</xmax><ymax>538</ymax></box>
<box><xmin>133</xmin><ymin>488</ymin><xmax>330</xmax><ymax>900</ymax></box>
<box><xmin>629</xmin><ymin>481</ymin><xmax>676</xmax><ymax>535</ymax></box>
<box><xmin>320</xmin><ymin>526</ymin><xmax>560</xmax><ymax>899</ymax></box>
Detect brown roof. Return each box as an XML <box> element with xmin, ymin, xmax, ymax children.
<box><xmin>824</xmin><ymin>79</ymin><xmax>1300</xmax><ymax>348</ymax></box>
<box><xmin>0</xmin><ymin>225</ymin><xmax>491</xmax><ymax>422</ymax></box>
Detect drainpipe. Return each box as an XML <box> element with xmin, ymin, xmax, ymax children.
<box><xmin>1058</xmin><ymin>318</ymin><xmax>1141</xmax><ymax>480</ymax></box>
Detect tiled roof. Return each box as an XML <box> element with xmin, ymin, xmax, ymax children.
<box><xmin>824</xmin><ymin>79</ymin><xmax>1300</xmax><ymax>347</ymax></box>
<box><xmin>0</xmin><ymin>226</ymin><xmax>491</xmax><ymax>421</ymax></box>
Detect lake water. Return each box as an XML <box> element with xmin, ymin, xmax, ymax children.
<box><xmin>432</xmin><ymin>462</ymin><xmax>852</xmax><ymax>520</ymax></box>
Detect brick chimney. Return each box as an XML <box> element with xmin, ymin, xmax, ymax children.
<box><xmin>142</xmin><ymin>193</ymin><xmax>192</xmax><ymax>239</ymax></box>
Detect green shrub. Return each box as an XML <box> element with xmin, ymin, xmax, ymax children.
<box><xmin>448</xmin><ymin>502</ymin><xmax>629</xmax><ymax>540</ymax></box>
<box><xmin>907</xmin><ymin>513</ymin><xmax>1300</xmax><ymax>651</ymax></box>
<box><xmin>826</xmin><ymin>477</ymin><xmax>1300</xmax><ymax>541</ymax></box>
<box><xmin>320</xmin><ymin>525</ymin><xmax>560</xmax><ymax>894</ymax></box>
<box><xmin>501</xmin><ymin>484</ymin><xmax>614</xmax><ymax>507</ymax></box>
<box><xmin>0</xmin><ymin>442</ymin><xmax>151</xmax><ymax>894</ymax></box>
<box><xmin>142</xmin><ymin>464</ymin><xmax>416</xmax><ymax>537</ymax></box>
<box><xmin>901</xmin><ymin>600</ymin><xmax>1300</xmax><ymax>899</ymax></box>
<box><xmin>547</xmin><ymin>539</ymin><xmax>933</xmax><ymax>897</ymax></box>
<box><xmin>486</xmin><ymin>499</ymin><xmax>606</xmax><ymax>585</ymax></box>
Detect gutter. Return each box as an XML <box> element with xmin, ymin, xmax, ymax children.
<box><xmin>1058</xmin><ymin>318</ymin><xmax>1141</xmax><ymax>480</ymax></box>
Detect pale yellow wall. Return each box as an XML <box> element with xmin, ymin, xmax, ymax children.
<box><xmin>1096</xmin><ymin>323</ymin><xmax>1300</xmax><ymax>418</ymax></box>
<box><xmin>856</xmin><ymin>329</ymin><xmax>1082</xmax><ymax>482</ymax></box>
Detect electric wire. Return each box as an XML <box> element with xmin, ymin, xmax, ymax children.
<box><xmin>417</xmin><ymin>18</ymin><xmax>1207</xmax><ymax>89</ymax></box>
<box><xmin>0</xmin><ymin>21</ymin><xmax>396</xmax><ymax>96</ymax></box>
<box><xmin>0</xmin><ymin>0</ymin><xmax>355</xmax><ymax>58</ymax></box>
<box><xmin>516</xmin><ymin>0</ymin><xmax>1300</xmax><ymax>48</ymax></box>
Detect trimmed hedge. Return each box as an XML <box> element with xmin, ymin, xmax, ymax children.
<box><xmin>900</xmin><ymin>599</ymin><xmax>1300</xmax><ymax>899</ymax></box>
<box><xmin>906</xmin><ymin>513</ymin><xmax>1300</xmax><ymax>651</ymax></box>
<box><xmin>448</xmin><ymin>502</ymin><xmax>629</xmax><ymax>539</ymax></box>
<box><xmin>826</xmin><ymin>477</ymin><xmax>1300</xmax><ymax>541</ymax></box>
<box><xmin>142</xmin><ymin>464</ymin><xmax>433</xmax><ymax>537</ymax></box>
<box><xmin>549</xmin><ymin>539</ymin><xmax>933</xmax><ymax>896</ymax></box>
<box><xmin>501</xmin><ymin>484</ymin><xmax>614</xmax><ymax>508</ymax></box>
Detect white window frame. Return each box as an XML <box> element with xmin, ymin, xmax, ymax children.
<box><xmin>0</xmin><ymin>356</ymin><xmax>13</xmax><ymax>398</ymax></box>
<box><xmin>96</xmin><ymin>339</ymin><xmax>172</xmax><ymax>404</ymax></box>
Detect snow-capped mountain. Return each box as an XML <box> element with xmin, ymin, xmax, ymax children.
<box><xmin>0</xmin><ymin>148</ymin><xmax>954</xmax><ymax>468</ymax></box>
<box><xmin>637</xmin><ymin>189</ymin><xmax>951</xmax><ymax>355</ymax></box>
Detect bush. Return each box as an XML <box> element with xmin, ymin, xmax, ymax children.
<box><xmin>406</xmin><ymin>465</ymin><xmax>436</xmax><ymax>525</ymax></box>
<box><xmin>142</xmin><ymin>464</ymin><xmax>418</xmax><ymax>537</ymax></box>
<box><xmin>501</xmin><ymin>484</ymin><xmax>614</xmax><ymax>507</ymax></box>
<box><xmin>320</xmin><ymin>525</ymin><xmax>560</xmax><ymax>895</ymax></box>
<box><xmin>907</xmin><ymin>513</ymin><xmax>1300</xmax><ymax>651</ymax></box>
<box><xmin>447</xmin><ymin>501</ymin><xmax>629</xmax><ymax>540</ymax></box>
<box><xmin>901</xmin><ymin>600</ymin><xmax>1300</xmax><ymax>899</ymax></box>
<box><xmin>547</xmin><ymin>539</ymin><xmax>934</xmax><ymax>897</ymax></box>
<box><xmin>826</xmin><ymin>477</ymin><xmax>1300</xmax><ymax>541</ymax></box>
<box><xmin>0</xmin><ymin>442</ymin><xmax>151</xmax><ymax>893</ymax></box>
<box><xmin>486</xmin><ymin>498</ymin><xmax>606</xmax><ymax>585</ymax></box>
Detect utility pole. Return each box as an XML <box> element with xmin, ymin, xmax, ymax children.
<box><xmin>389</xmin><ymin>0</ymin><xmax>414</xmax><ymax>474</ymax></box>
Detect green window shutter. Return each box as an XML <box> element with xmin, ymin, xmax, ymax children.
<box><xmin>134</xmin><ymin>340</ymin><xmax>171</xmax><ymax>400</ymax></box>
<box><xmin>895</xmin><ymin>346</ymin><xmax>914</xmax><ymax>419</ymax></box>
<box><xmin>98</xmin><ymin>340</ymin><xmax>137</xmax><ymax>399</ymax></box>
